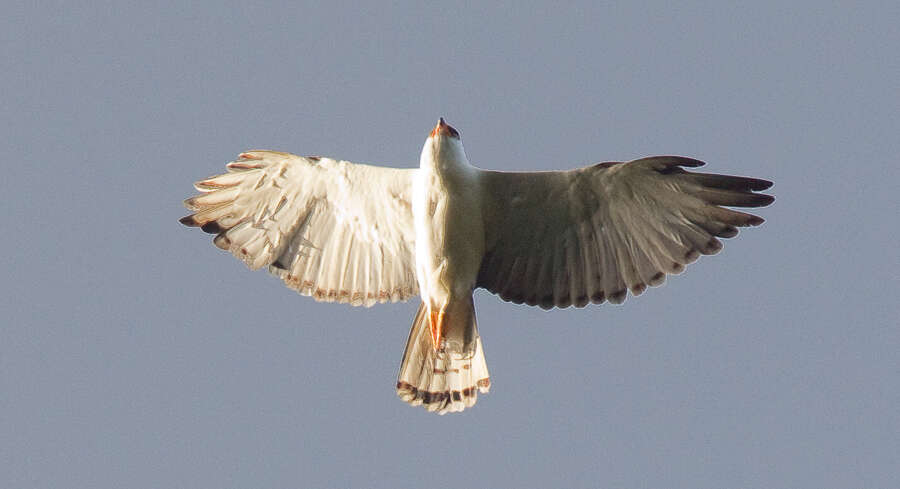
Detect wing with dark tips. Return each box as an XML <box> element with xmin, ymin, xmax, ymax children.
<box><xmin>476</xmin><ymin>156</ymin><xmax>774</xmax><ymax>309</ymax></box>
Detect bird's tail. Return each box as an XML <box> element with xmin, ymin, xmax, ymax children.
<box><xmin>396</xmin><ymin>299</ymin><xmax>490</xmax><ymax>414</ymax></box>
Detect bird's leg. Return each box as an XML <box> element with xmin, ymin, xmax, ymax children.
<box><xmin>429</xmin><ymin>306</ymin><xmax>446</xmax><ymax>352</ymax></box>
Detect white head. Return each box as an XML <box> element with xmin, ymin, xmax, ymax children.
<box><xmin>420</xmin><ymin>118</ymin><xmax>469</xmax><ymax>171</ymax></box>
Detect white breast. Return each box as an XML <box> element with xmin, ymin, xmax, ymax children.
<box><xmin>413</xmin><ymin>135</ymin><xmax>485</xmax><ymax>308</ymax></box>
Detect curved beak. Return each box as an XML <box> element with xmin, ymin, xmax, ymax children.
<box><xmin>430</xmin><ymin>117</ymin><xmax>460</xmax><ymax>139</ymax></box>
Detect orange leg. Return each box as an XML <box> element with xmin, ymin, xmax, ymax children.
<box><xmin>429</xmin><ymin>306</ymin><xmax>446</xmax><ymax>351</ymax></box>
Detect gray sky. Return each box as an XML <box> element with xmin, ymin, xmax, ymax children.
<box><xmin>3</xmin><ymin>2</ymin><xmax>898</xmax><ymax>488</ymax></box>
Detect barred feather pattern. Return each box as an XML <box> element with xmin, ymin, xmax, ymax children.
<box><xmin>396</xmin><ymin>303</ymin><xmax>490</xmax><ymax>414</ymax></box>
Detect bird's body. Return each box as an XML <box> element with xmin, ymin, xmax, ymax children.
<box><xmin>413</xmin><ymin>121</ymin><xmax>484</xmax><ymax>350</ymax></box>
<box><xmin>403</xmin><ymin>121</ymin><xmax>490</xmax><ymax>411</ymax></box>
<box><xmin>180</xmin><ymin>118</ymin><xmax>774</xmax><ymax>414</ymax></box>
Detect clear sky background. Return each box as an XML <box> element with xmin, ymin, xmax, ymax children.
<box><xmin>3</xmin><ymin>2</ymin><xmax>898</xmax><ymax>488</ymax></box>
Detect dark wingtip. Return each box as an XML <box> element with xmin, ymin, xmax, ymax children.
<box><xmin>717</xmin><ymin>225</ymin><xmax>739</xmax><ymax>238</ymax></box>
<box><xmin>639</xmin><ymin>156</ymin><xmax>706</xmax><ymax>169</ymax></box>
<box><xmin>539</xmin><ymin>294</ymin><xmax>555</xmax><ymax>310</ymax></box>
<box><xmin>179</xmin><ymin>215</ymin><xmax>197</xmax><ymax>227</ymax></box>
<box><xmin>754</xmin><ymin>194</ymin><xmax>776</xmax><ymax>207</ymax></box>
<box><xmin>200</xmin><ymin>222</ymin><xmax>223</xmax><ymax>234</ymax></box>
<box><xmin>752</xmin><ymin>179</ymin><xmax>774</xmax><ymax>191</ymax></box>
<box><xmin>677</xmin><ymin>157</ymin><xmax>706</xmax><ymax>167</ymax></box>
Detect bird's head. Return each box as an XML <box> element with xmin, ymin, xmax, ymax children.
<box><xmin>429</xmin><ymin>117</ymin><xmax>460</xmax><ymax>140</ymax></box>
<box><xmin>421</xmin><ymin>118</ymin><xmax>469</xmax><ymax>171</ymax></box>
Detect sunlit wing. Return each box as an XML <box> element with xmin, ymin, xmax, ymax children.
<box><xmin>180</xmin><ymin>151</ymin><xmax>418</xmax><ymax>306</ymax></box>
<box><xmin>476</xmin><ymin>156</ymin><xmax>774</xmax><ymax>309</ymax></box>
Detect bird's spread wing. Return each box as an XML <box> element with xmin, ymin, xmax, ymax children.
<box><xmin>476</xmin><ymin>156</ymin><xmax>774</xmax><ymax>309</ymax></box>
<box><xmin>181</xmin><ymin>151</ymin><xmax>418</xmax><ymax>306</ymax></box>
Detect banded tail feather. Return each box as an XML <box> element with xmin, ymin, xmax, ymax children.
<box><xmin>397</xmin><ymin>301</ymin><xmax>490</xmax><ymax>414</ymax></box>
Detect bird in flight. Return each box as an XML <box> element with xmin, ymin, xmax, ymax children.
<box><xmin>180</xmin><ymin>118</ymin><xmax>774</xmax><ymax>414</ymax></box>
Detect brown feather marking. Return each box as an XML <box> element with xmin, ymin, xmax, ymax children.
<box><xmin>574</xmin><ymin>295</ymin><xmax>589</xmax><ymax>308</ymax></box>
<box><xmin>703</xmin><ymin>238</ymin><xmax>723</xmax><ymax>254</ymax></box>
<box><xmin>609</xmin><ymin>289</ymin><xmax>627</xmax><ymax>304</ymax></box>
<box><xmin>227</xmin><ymin>162</ymin><xmax>263</xmax><ymax>170</ymax></box>
<box><xmin>684</xmin><ymin>249</ymin><xmax>700</xmax><ymax>263</ymax></box>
